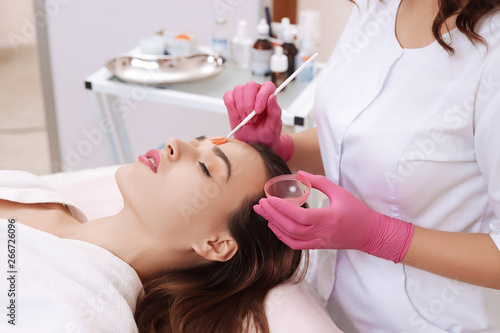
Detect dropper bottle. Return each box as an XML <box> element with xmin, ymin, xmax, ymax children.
<box><xmin>251</xmin><ymin>18</ymin><xmax>273</xmax><ymax>76</ymax></box>
<box><xmin>271</xmin><ymin>46</ymin><xmax>289</xmax><ymax>88</ymax></box>
<box><xmin>279</xmin><ymin>17</ymin><xmax>291</xmax><ymax>42</ymax></box>
<box><xmin>282</xmin><ymin>27</ymin><xmax>298</xmax><ymax>78</ymax></box>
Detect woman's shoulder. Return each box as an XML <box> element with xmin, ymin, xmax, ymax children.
<box><xmin>477</xmin><ymin>9</ymin><xmax>500</xmax><ymax>46</ymax></box>
<box><xmin>476</xmin><ymin>10</ymin><xmax>500</xmax><ymax>74</ymax></box>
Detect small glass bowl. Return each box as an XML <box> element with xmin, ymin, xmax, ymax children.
<box><xmin>264</xmin><ymin>174</ymin><xmax>311</xmax><ymax>206</ymax></box>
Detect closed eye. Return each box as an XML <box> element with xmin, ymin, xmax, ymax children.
<box><xmin>198</xmin><ymin>161</ymin><xmax>211</xmax><ymax>177</ymax></box>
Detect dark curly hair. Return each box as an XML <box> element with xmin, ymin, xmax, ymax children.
<box><xmin>353</xmin><ymin>0</ymin><xmax>500</xmax><ymax>54</ymax></box>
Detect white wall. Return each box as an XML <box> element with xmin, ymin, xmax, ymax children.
<box><xmin>297</xmin><ymin>0</ymin><xmax>353</xmax><ymax>62</ymax></box>
<box><xmin>38</xmin><ymin>0</ymin><xmax>262</xmax><ymax>171</ymax></box>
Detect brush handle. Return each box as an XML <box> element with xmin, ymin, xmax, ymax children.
<box><xmin>226</xmin><ymin>52</ymin><xmax>319</xmax><ymax>140</ymax></box>
<box><xmin>226</xmin><ymin>110</ymin><xmax>256</xmax><ymax>139</ymax></box>
<box><xmin>274</xmin><ymin>52</ymin><xmax>319</xmax><ymax>95</ymax></box>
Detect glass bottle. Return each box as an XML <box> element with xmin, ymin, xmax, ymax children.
<box><xmin>282</xmin><ymin>27</ymin><xmax>298</xmax><ymax>78</ymax></box>
<box><xmin>211</xmin><ymin>17</ymin><xmax>231</xmax><ymax>59</ymax></box>
<box><xmin>251</xmin><ymin>19</ymin><xmax>273</xmax><ymax>76</ymax></box>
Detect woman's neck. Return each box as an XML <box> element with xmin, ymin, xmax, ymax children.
<box><xmin>59</xmin><ymin>208</ymin><xmax>206</xmax><ymax>282</ymax></box>
<box><xmin>396</xmin><ymin>0</ymin><xmax>458</xmax><ymax>49</ymax></box>
<box><xmin>59</xmin><ymin>210</ymin><xmax>146</xmax><ymax>280</ymax></box>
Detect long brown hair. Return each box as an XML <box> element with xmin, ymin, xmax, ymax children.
<box><xmin>354</xmin><ymin>0</ymin><xmax>500</xmax><ymax>53</ymax></box>
<box><xmin>134</xmin><ymin>144</ymin><xmax>307</xmax><ymax>333</ymax></box>
<box><xmin>433</xmin><ymin>0</ymin><xmax>499</xmax><ymax>53</ymax></box>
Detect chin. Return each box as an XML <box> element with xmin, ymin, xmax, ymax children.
<box><xmin>114</xmin><ymin>164</ymin><xmax>128</xmax><ymax>187</ymax></box>
<box><xmin>114</xmin><ymin>163</ymin><xmax>153</xmax><ymax>213</ymax></box>
<box><xmin>114</xmin><ymin>164</ymin><xmax>135</xmax><ymax>200</ymax></box>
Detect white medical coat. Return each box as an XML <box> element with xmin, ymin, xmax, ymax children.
<box><xmin>311</xmin><ymin>0</ymin><xmax>500</xmax><ymax>331</ymax></box>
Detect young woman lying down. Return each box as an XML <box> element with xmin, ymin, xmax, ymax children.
<box><xmin>0</xmin><ymin>136</ymin><xmax>307</xmax><ymax>333</ymax></box>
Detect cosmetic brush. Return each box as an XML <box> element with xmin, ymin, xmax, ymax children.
<box><xmin>211</xmin><ymin>52</ymin><xmax>319</xmax><ymax>146</ymax></box>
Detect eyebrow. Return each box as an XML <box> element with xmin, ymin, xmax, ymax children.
<box><xmin>213</xmin><ymin>146</ymin><xmax>231</xmax><ymax>181</ymax></box>
<box><xmin>195</xmin><ymin>136</ymin><xmax>232</xmax><ymax>181</ymax></box>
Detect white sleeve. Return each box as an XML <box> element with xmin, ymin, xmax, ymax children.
<box><xmin>491</xmin><ymin>233</ymin><xmax>500</xmax><ymax>251</ymax></box>
<box><xmin>474</xmin><ymin>45</ymin><xmax>500</xmax><ymax>252</ymax></box>
<box><xmin>265</xmin><ymin>281</ymin><xmax>342</xmax><ymax>333</ymax></box>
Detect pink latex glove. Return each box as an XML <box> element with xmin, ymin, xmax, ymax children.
<box><xmin>254</xmin><ymin>171</ymin><xmax>415</xmax><ymax>263</ymax></box>
<box><xmin>223</xmin><ymin>81</ymin><xmax>294</xmax><ymax>161</ymax></box>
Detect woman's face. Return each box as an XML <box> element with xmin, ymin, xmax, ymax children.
<box><xmin>115</xmin><ymin>136</ymin><xmax>268</xmax><ymax>255</ymax></box>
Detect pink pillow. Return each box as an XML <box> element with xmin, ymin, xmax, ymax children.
<box><xmin>42</xmin><ymin>165</ymin><xmax>123</xmax><ymax>220</ymax></box>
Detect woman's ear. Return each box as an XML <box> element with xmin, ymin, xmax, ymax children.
<box><xmin>192</xmin><ymin>233</ymin><xmax>239</xmax><ymax>262</ymax></box>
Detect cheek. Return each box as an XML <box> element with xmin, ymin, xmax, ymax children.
<box><xmin>142</xmin><ymin>175</ymin><xmax>220</xmax><ymax>232</ymax></box>
<box><xmin>119</xmin><ymin>163</ymin><xmax>234</xmax><ymax>237</ymax></box>
<box><xmin>146</xmin><ymin>189</ymin><xmax>229</xmax><ymax>245</ymax></box>
<box><xmin>116</xmin><ymin>165</ymin><xmax>176</xmax><ymax>222</ymax></box>
<box><xmin>166</xmin><ymin>179</ymin><xmax>226</xmax><ymax>226</ymax></box>
<box><xmin>164</xmin><ymin>181</ymin><xmax>239</xmax><ymax>239</ymax></box>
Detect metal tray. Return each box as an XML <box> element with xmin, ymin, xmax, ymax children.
<box><xmin>105</xmin><ymin>53</ymin><xmax>226</xmax><ymax>86</ymax></box>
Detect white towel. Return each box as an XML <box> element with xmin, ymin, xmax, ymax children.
<box><xmin>0</xmin><ymin>221</ymin><xmax>142</xmax><ymax>332</ymax></box>
<box><xmin>0</xmin><ymin>170</ymin><xmax>142</xmax><ymax>332</ymax></box>
<box><xmin>0</xmin><ymin>170</ymin><xmax>87</xmax><ymax>223</ymax></box>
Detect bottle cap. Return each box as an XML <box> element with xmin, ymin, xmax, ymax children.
<box><xmin>279</xmin><ymin>17</ymin><xmax>291</xmax><ymax>41</ymax></box>
<box><xmin>257</xmin><ymin>18</ymin><xmax>270</xmax><ymax>39</ymax></box>
<box><xmin>271</xmin><ymin>46</ymin><xmax>288</xmax><ymax>73</ymax></box>
<box><xmin>283</xmin><ymin>27</ymin><xmax>296</xmax><ymax>44</ymax></box>
<box><xmin>281</xmin><ymin>17</ymin><xmax>291</xmax><ymax>26</ymax></box>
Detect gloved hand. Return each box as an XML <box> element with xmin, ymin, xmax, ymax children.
<box><xmin>254</xmin><ymin>171</ymin><xmax>415</xmax><ymax>263</ymax></box>
<box><xmin>223</xmin><ymin>81</ymin><xmax>294</xmax><ymax>161</ymax></box>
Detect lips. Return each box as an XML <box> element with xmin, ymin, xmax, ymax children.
<box><xmin>138</xmin><ymin>149</ymin><xmax>161</xmax><ymax>173</ymax></box>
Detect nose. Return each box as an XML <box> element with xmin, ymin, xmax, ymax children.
<box><xmin>163</xmin><ymin>137</ymin><xmax>195</xmax><ymax>162</ymax></box>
